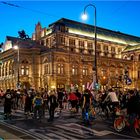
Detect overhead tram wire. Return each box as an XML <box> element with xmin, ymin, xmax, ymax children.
<box><xmin>0</xmin><ymin>1</ymin><xmax>61</xmax><ymax>18</ymax></box>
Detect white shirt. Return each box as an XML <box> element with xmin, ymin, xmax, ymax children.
<box><xmin>105</xmin><ymin>92</ymin><xmax>119</xmax><ymax>102</ymax></box>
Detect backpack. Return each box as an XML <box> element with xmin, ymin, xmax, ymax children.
<box><xmin>34</xmin><ymin>97</ymin><xmax>42</xmax><ymax>106</ymax></box>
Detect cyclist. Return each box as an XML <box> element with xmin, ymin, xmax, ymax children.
<box><xmin>103</xmin><ymin>88</ymin><xmax>119</xmax><ymax>117</ymax></box>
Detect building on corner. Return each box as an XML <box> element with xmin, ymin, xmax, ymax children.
<box><xmin>0</xmin><ymin>18</ymin><xmax>140</xmax><ymax>91</ymax></box>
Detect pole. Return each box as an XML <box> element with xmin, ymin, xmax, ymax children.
<box><xmin>83</xmin><ymin>4</ymin><xmax>98</xmax><ymax>88</ymax></box>
<box><xmin>17</xmin><ymin>47</ymin><xmax>20</xmax><ymax>87</ymax></box>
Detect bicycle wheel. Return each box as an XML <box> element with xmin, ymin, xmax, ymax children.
<box><xmin>94</xmin><ymin>106</ymin><xmax>102</xmax><ymax>117</ymax></box>
<box><xmin>134</xmin><ymin>119</ymin><xmax>140</xmax><ymax>135</ymax></box>
<box><xmin>114</xmin><ymin>117</ymin><xmax>125</xmax><ymax>132</ymax></box>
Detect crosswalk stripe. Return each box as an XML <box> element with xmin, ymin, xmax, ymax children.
<box><xmin>46</xmin><ymin>133</ymin><xmax>68</xmax><ymax>140</ymax></box>
<box><xmin>47</xmin><ymin>130</ymin><xmax>79</xmax><ymax>140</ymax></box>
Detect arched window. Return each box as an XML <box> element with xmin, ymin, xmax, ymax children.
<box><xmin>5</xmin><ymin>63</ymin><xmax>8</xmax><ymax>76</ymax></box>
<box><xmin>21</xmin><ymin>60</ymin><xmax>29</xmax><ymax>75</ymax></box>
<box><xmin>9</xmin><ymin>62</ymin><xmax>14</xmax><ymax>75</ymax></box>
<box><xmin>44</xmin><ymin>63</ymin><xmax>49</xmax><ymax>74</ymax></box>
<box><xmin>2</xmin><ymin>65</ymin><xmax>4</xmax><ymax>76</ymax></box>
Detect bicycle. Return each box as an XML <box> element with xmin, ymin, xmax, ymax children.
<box><xmin>82</xmin><ymin>106</ymin><xmax>95</xmax><ymax>124</ymax></box>
<box><xmin>94</xmin><ymin>102</ymin><xmax>115</xmax><ymax>120</ymax></box>
<box><xmin>114</xmin><ymin>111</ymin><xmax>140</xmax><ymax>135</ymax></box>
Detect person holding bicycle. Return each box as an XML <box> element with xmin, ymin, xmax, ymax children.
<box><xmin>81</xmin><ymin>89</ymin><xmax>92</xmax><ymax>123</ymax></box>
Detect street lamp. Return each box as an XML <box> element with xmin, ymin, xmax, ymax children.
<box><xmin>13</xmin><ymin>45</ymin><xmax>20</xmax><ymax>88</ymax></box>
<box><xmin>82</xmin><ymin>4</ymin><xmax>98</xmax><ymax>89</ymax></box>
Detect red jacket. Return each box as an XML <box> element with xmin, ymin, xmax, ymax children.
<box><xmin>69</xmin><ymin>92</ymin><xmax>78</xmax><ymax>101</ymax></box>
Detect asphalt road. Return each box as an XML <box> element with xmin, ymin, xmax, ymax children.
<box><xmin>0</xmin><ymin>107</ymin><xmax>140</xmax><ymax>139</ymax></box>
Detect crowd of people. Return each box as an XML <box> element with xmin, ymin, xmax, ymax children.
<box><xmin>0</xmin><ymin>87</ymin><xmax>140</xmax><ymax>123</ymax></box>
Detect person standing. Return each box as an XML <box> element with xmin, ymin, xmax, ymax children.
<box><xmin>3</xmin><ymin>89</ymin><xmax>13</xmax><ymax>119</ymax></box>
<box><xmin>81</xmin><ymin>89</ymin><xmax>92</xmax><ymax>123</ymax></box>
<box><xmin>48</xmin><ymin>90</ymin><xmax>57</xmax><ymax>122</ymax></box>
<box><xmin>32</xmin><ymin>93</ymin><xmax>43</xmax><ymax>120</ymax></box>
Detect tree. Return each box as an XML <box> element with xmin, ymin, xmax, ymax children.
<box><xmin>18</xmin><ymin>30</ymin><xmax>29</xmax><ymax>39</ymax></box>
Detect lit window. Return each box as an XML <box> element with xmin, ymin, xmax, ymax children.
<box><xmin>9</xmin><ymin>63</ymin><xmax>12</xmax><ymax>75</ymax></box>
<box><xmin>25</xmin><ymin>66</ymin><xmax>29</xmax><ymax>75</ymax></box>
<box><xmin>21</xmin><ymin>60</ymin><xmax>29</xmax><ymax>75</ymax></box>
<box><xmin>72</xmin><ymin>65</ymin><xmax>78</xmax><ymax>75</ymax></box>
<box><xmin>21</xmin><ymin>66</ymin><xmax>24</xmax><ymax>75</ymax></box>
<box><xmin>57</xmin><ymin>64</ymin><xmax>64</xmax><ymax>74</ymax></box>
<box><xmin>83</xmin><ymin>66</ymin><xmax>88</xmax><ymax>76</ymax></box>
<box><xmin>21</xmin><ymin>66</ymin><xmax>29</xmax><ymax>75</ymax></box>
<box><xmin>44</xmin><ymin>64</ymin><xmax>49</xmax><ymax>74</ymax></box>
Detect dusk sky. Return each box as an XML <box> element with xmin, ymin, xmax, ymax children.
<box><xmin>0</xmin><ymin>1</ymin><xmax>140</xmax><ymax>43</ymax></box>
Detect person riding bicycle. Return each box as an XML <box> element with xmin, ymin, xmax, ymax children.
<box><xmin>103</xmin><ymin>88</ymin><xmax>119</xmax><ymax>117</ymax></box>
<box><xmin>32</xmin><ymin>92</ymin><xmax>43</xmax><ymax>120</ymax></box>
<box><xmin>82</xmin><ymin>89</ymin><xmax>92</xmax><ymax>122</ymax></box>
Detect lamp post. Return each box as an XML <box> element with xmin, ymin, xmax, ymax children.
<box><xmin>82</xmin><ymin>4</ymin><xmax>98</xmax><ymax>89</ymax></box>
<box><xmin>13</xmin><ymin>45</ymin><xmax>20</xmax><ymax>88</ymax></box>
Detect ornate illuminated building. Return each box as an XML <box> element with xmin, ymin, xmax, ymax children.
<box><xmin>0</xmin><ymin>18</ymin><xmax>140</xmax><ymax>91</ymax></box>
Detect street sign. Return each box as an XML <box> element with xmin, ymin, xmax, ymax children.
<box><xmin>126</xmin><ymin>78</ymin><xmax>132</xmax><ymax>85</ymax></box>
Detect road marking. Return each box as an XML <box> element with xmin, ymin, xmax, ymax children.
<box><xmin>65</xmin><ymin>123</ymin><xmax>139</xmax><ymax>139</ymax></box>
<box><xmin>48</xmin><ymin>128</ymin><xmax>81</xmax><ymax>139</ymax></box>
<box><xmin>0</xmin><ymin>121</ymin><xmax>44</xmax><ymax>140</ymax></box>
<box><xmin>47</xmin><ymin>132</ymin><xmax>70</xmax><ymax>140</ymax></box>
<box><xmin>29</xmin><ymin>129</ymin><xmax>50</xmax><ymax>139</ymax></box>
<box><xmin>65</xmin><ymin>123</ymin><xmax>112</xmax><ymax>136</ymax></box>
<box><xmin>111</xmin><ymin>131</ymin><xmax>139</xmax><ymax>139</ymax></box>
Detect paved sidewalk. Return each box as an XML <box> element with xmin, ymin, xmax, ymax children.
<box><xmin>0</xmin><ymin>128</ymin><xmax>22</xmax><ymax>140</ymax></box>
